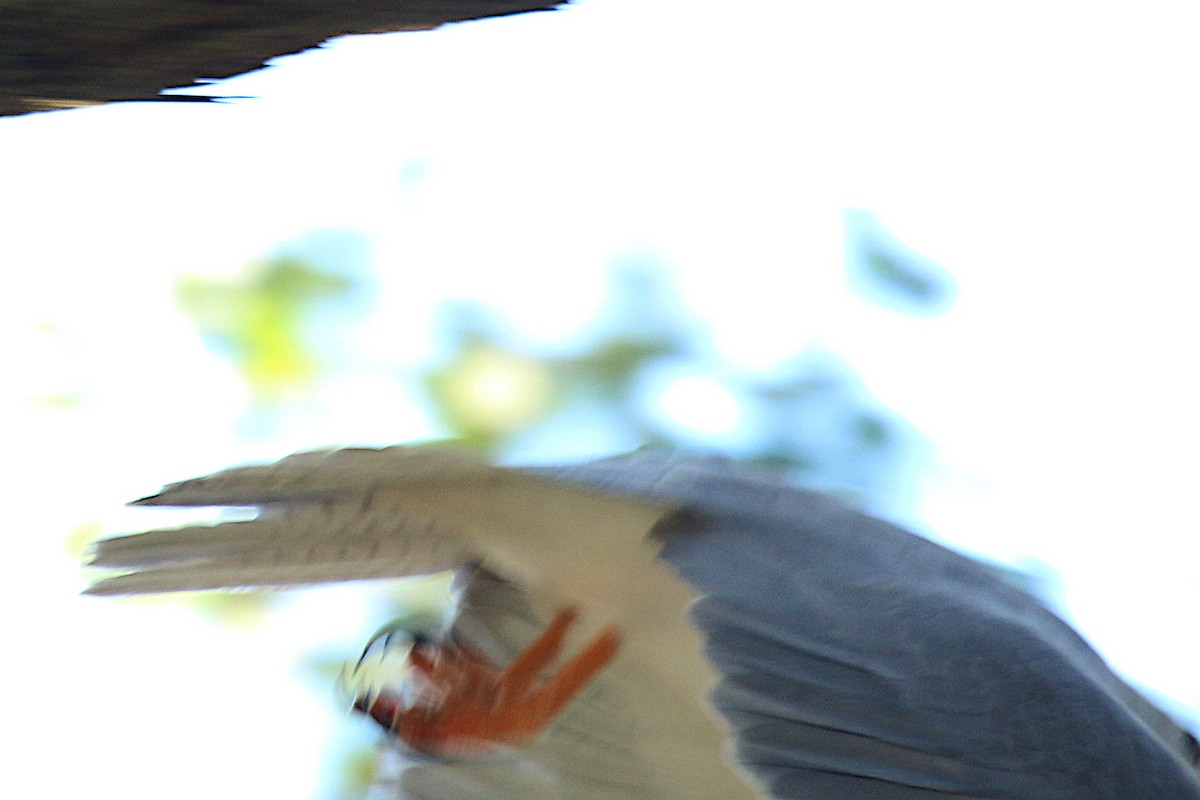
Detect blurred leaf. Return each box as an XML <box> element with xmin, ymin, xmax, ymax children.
<box><xmin>415</xmin><ymin>259</ymin><xmax>911</xmax><ymax>504</ymax></box>
<box><xmin>426</xmin><ymin>341</ymin><xmax>555</xmax><ymax>447</ymax></box>
<box><xmin>397</xmin><ymin>158</ymin><xmax>433</xmax><ymax>188</ymax></box>
<box><xmin>553</xmin><ymin>257</ymin><xmax>694</xmax><ymax>403</ymax></box>
<box><xmin>749</xmin><ymin>352</ymin><xmax>910</xmax><ymax>502</ymax></box>
<box><xmin>29</xmin><ymin>391</ymin><xmax>88</xmax><ymax>409</ymax></box>
<box><xmin>845</xmin><ymin>209</ymin><xmax>955</xmax><ymax>315</ymax></box>
<box><xmin>67</xmin><ymin>520</ymin><xmax>104</xmax><ymax>560</ymax></box>
<box><xmin>340</xmin><ymin>746</ymin><xmax>381</xmax><ymax>799</ymax></box>
<box><xmin>176</xmin><ymin>253</ymin><xmax>355</xmax><ymax>405</ymax></box>
<box><xmin>557</xmin><ymin>337</ymin><xmax>680</xmax><ymax>399</ymax></box>
<box><xmin>854</xmin><ymin>413</ymin><xmax>891</xmax><ymax>447</ymax></box>
<box><xmin>189</xmin><ymin>591</ymin><xmax>276</xmax><ymax>626</ymax></box>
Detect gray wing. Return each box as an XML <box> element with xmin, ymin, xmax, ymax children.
<box><xmin>547</xmin><ymin>453</ymin><xmax>1200</xmax><ymax>799</ymax></box>
<box><xmin>373</xmin><ymin>570</ymin><xmax>660</xmax><ymax>800</ymax></box>
<box><xmin>86</xmin><ymin>446</ymin><xmax>756</xmax><ymax>800</ymax></box>
<box><xmin>86</xmin><ymin>446</ymin><xmax>1200</xmax><ymax>800</ymax></box>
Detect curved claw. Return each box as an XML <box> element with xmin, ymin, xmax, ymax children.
<box><xmin>345</xmin><ymin>606</ymin><xmax>622</xmax><ymax>757</ymax></box>
<box><xmin>340</xmin><ymin>632</ymin><xmax>416</xmax><ymax>709</ymax></box>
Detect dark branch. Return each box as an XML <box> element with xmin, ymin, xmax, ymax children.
<box><xmin>0</xmin><ymin>0</ymin><xmax>565</xmax><ymax>116</ymax></box>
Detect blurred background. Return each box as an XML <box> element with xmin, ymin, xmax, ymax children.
<box><xmin>2</xmin><ymin>0</ymin><xmax>1197</xmax><ymax>797</ymax></box>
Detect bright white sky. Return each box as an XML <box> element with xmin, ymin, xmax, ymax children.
<box><xmin>2</xmin><ymin>1</ymin><xmax>1198</xmax><ymax>797</ymax></box>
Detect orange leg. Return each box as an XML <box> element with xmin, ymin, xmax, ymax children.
<box><xmin>501</xmin><ymin>607</ymin><xmax>579</xmax><ymax>695</ymax></box>
<box><xmin>530</xmin><ymin>626</ymin><xmax>621</xmax><ymax>721</ymax></box>
<box><xmin>408</xmin><ymin>625</ymin><xmax>621</xmax><ymax>746</ymax></box>
<box><xmin>410</xmin><ymin>644</ymin><xmax>499</xmax><ymax>707</ymax></box>
<box><xmin>360</xmin><ymin>611</ymin><xmax>622</xmax><ymax>755</ymax></box>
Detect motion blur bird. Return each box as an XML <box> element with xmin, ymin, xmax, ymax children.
<box><xmin>86</xmin><ymin>446</ymin><xmax>1200</xmax><ymax>799</ymax></box>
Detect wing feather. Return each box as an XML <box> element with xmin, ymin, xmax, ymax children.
<box><xmin>583</xmin><ymin>457</ymin><xmax>1200</xmax><ymax>799</ymax></box>
<box><xmin>87</xmin><ymin>505</ymin><xmax>475</xmax><ymax>594</ymax></box>
<box><xmin>87</xmin><ymin>448</ymin><xmax>757</xmax><ymax>800</ymax></box>
<box><xmin>85</xmin><ymin>447</ymin><xmax>1200</xmax><ymax>799</ymax></box>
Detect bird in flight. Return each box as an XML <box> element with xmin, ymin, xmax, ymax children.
<box><xmin>86</xmin><ymin>446</ymin><xmax>1200</xmax><ymax>799</ymax></box>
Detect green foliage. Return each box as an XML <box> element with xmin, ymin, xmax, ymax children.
<box><xmin>67</xmin><ymin>520</ymin><xmax>104</xmax><ymax>561</ymax></box>
<box><xmin>188</xmin><ymin>591</ymin><xmax>276</xmax><ymax>626</ymax></box>
<box><xmin>176</xmin><ymin>256</ymin><xmax>353</xmax><ymax>405</ymax></box>
<box><xmin>845</xmin><ymin>209</ymin><xmax>955</xmax><ymax>315</ymax></box>
<box><xmin>425</xmin><ymin>339</ymin><xmax>556</xmax><ymax>448</ymax></box>
<box><xmin>420</xmin><ymin>261</ymin><xmax>909</xmax><ymax>504</ymax></box>
<box><xmin>338</xmin><ymin>748</ymin><xmax>381</xmax><ymax>800</ymax></box>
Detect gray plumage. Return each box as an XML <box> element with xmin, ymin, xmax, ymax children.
<box><xmin>86</xmin><ymin>446</ymin><xmax>1200</xmax><ymax>799</ymax></box>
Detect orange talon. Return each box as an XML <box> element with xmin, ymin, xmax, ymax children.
<box><xmin>536</xmin><ymin>626</ymin><xmax>621</xmax><ymax>720</ymax></box>
<box><xmin>500</xmin><ymin>607</ymin><xmax>579</xmax><ymax>694</ymax></box>
<box><xmin>350</xmin><ymin>608</ymin><xmax>621</xmax><ymax>756</ymax></box>
<box><xmin>407</xmin><ymin>647</ymin><xmax>437</xmax><ymax>675</ymax></box>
